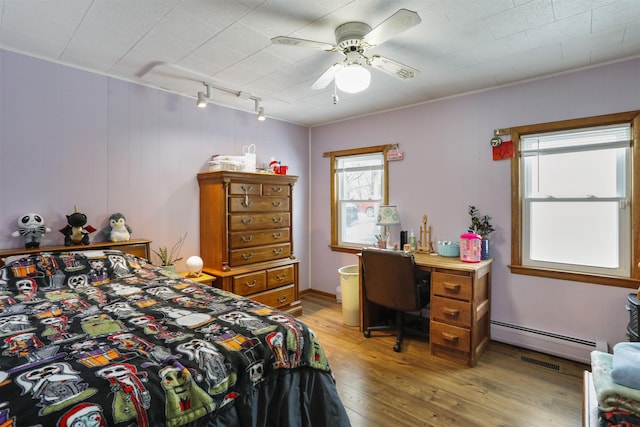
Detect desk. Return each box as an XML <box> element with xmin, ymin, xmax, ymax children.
<box><xmin>359</xmin><ymin>252</ymin><xmax>492</xmax><ymax>367</ymax></box>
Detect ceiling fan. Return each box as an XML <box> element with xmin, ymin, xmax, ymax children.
<box><xmin>271</xmin><ymin>9</ymin><xmax>421</xmax><ymax>94</ymax></box>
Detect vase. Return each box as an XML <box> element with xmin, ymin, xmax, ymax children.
<box><xmin>163</xmin><ymin>264</ymin><xmax>176</xmax><ymax>273</ymax></box>
<box><xmin>481</xmin><ymin>239</ymin><xmax>490</xmax><ymax>260</ymax></box>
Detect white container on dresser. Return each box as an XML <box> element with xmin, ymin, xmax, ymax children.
<box><xmin>197</xmin><ymin>171</ymin><xmax>301</xmax><ymax>316</ymax></box>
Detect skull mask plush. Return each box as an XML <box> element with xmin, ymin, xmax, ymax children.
<box><xmin>11</xmin><ymin>213</ymin><xmax>51</xmax><ymax>248</ymax></box>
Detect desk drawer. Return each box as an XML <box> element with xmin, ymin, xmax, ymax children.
<box><xmin>232</xmin><ymin>271</ymin><xmax>267</xmax><ymax>296</ymax></box>
<box><xmin>431</xmin><ymin>296</ymin><xmax>471</xmax><ymax>327</ymax></box>
<box><xmin>250</xmin><ymin>284</ymin><xmax>294</xmax><ymax>309</ymax></box>
<box><xmin>432</xmin><ymin>272</ymin><xmax>472</xmax><ymax>301</ymax></box>
<box><xmin>430</xmin><ymin>320</ymin><xmax>470</xmax><ymax>353</ymax></box>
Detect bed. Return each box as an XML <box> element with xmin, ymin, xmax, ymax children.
<box><xmin>0</xmin><ymin>249</ymin><xmax>351</xmax><ymax>427</ymax></box>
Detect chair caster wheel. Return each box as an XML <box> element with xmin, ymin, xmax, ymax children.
<box><xmin>364</xmin><ymin>330</ymin><xmax>371</xmax><ymax>338</ymax></box>
<box><xmin>393</xmin><ymin>344</ymin><xmax>401</xmax><ymax>352</ymax></box>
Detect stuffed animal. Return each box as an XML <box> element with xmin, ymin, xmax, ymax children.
<box><xmin>11</xmin><ymin>213</ymin><xmax>51</xmax><ymax>248</ymax></box>
<box><xmin>59</xmin><ymin>206</ymin><xmax>96</xmax><ymax>246</ymax></box>
<box><xmin>101</xmin><ymin>213</ymin><xmax>132</xmax><ymax>242</ymax></box>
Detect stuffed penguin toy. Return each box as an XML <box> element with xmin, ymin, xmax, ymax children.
<box><xmin>102</xmin><ymin>213</ymin><xmax>132</xmax><ymax>242</ymax></box>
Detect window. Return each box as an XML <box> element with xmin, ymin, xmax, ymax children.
<box><xmin>510</xmin><ymin>111</ymin><xmax>640</xmax><ymax>287</ymax></box>
<box><xmin>324</xmin><ymin>145</ymin><xmax>390</xmax><ymax>252</ymax></box>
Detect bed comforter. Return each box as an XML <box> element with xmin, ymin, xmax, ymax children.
<box><xmin>0</xmin><ymin>250</ymin><xmax>350</xmax><ymax>427</ymax></box>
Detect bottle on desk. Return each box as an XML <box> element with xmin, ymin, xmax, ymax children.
<box><xmin>409</xmin><ymin>229</ymin><xmax>417</xmax><ymax>251</ymax></box>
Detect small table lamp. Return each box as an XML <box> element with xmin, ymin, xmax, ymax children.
<box><xmin>185</xmin><ymin>255</ymin><xmax>204</xmax><ymax>277</ymax></box>
<box><xmin>376</xmin><ymin>205</ymin><xmax>401</xmax><ymax>248</ymax></box>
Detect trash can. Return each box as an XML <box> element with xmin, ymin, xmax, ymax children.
<box><xmin>338</xmin><ymin>265</ymin><xmax>360</xmax><ymax>326</ymax></box>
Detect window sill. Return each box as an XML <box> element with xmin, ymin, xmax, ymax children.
<box><xmin>508</xmin><ymin>264</ymin><xmax>640</xmax><ymax>289</ymax></box>
<box><xmin>329</xmin><ymin>245</ymin><xmax>363</xmax><ymax>255</ymax></box>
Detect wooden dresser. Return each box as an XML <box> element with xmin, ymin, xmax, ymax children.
<box><xmin>0</xmin><ymin>239</ymin><xmax>151</xmax><ymax>267</ymax></box>
<box><xmin>197</xmin><ymin>171</ymin><xmax>301</xmax><ymax>316</ymax></box>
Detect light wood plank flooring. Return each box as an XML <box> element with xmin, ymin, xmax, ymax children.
<box><xmin>299</xmin><ymin>293</ymin><xmax>587</xmax><ymax>427</ymax></box>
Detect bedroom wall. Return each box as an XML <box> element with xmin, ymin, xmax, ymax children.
<box><xmin>309</xmin><ymin>57</ymin><xmax>640</xmax><ymax>359</ymax></box>
<box><xmin>0</xmin><ymin>49</ymin><xmax>310</xmax><ymax>287</ymax></box>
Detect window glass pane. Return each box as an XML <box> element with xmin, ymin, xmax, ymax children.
<box><xmin>524</xmin><ymin>148</ymin><xmax>624</xmax><ymax>198</ymax></box>
<box><xmin>340</xmin><ymin>202</ymin><xmax>378</xmax><ymax>246</ymax></box>
<box><xmin>529</xmin><ymin>201</ymin><xmax>619</xmax><ymax>268</ymax></box>
<box><xmin>521</xmin><ymin>124</ymin><xmax>630</xmax><ymax>152</ymax></box>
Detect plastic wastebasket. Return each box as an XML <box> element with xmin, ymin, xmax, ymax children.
<box><xmin>338</xmin><ymin>265</ymin><xmax>360</xmax><ymax>326</ymax></box>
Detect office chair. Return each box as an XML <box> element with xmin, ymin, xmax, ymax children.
<box><xmin>361</xmin><ymin>247</ymin><xmax>430</xmax><ymax>352</ymax></box>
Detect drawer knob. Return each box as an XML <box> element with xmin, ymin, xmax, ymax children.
<box><xmin>277</xmin><ymin>296</ymin><xmax>288</xmax><ymax>303</ymax></box>
<box><xmin>272</xmin><ymin>232</ymin><xmax>282</xmax><ymax>239</ymax></box>
<box><xmin>244</xmin><ymin>280</ymin><xmax>257</xmax><ymax>288</ymax></box>
<box><xmin>271</xmin><ymin>186</ymin><xmax>283</xmax><ymax>192</ymax></box>
<box><xmin>443</xmin><ymin>282</ymin><xmax>461</xmax><ymax>292</ymax></box>
<box><xmin>442</xmin><ymin>332</ymin><xmax>459</xmax><ymax>342</ymax></box>
<box><xmin>241</xmin><ymin>235</ymin><xmax>253</xmax><ymax>242</ymax></box>
<box><xmin>241</xmin><ymin>218</ymin><xmax>254</xmax><ymax>225</ymax></box>
<box><xmin>272</xmin><ymin>217</ymin><xmax>283</xmax><ymax>223</ymax></box>
<box><xmin>275</xmin><ymin>273</ymin><xmax>287</xmax><ymax>281</ymax></box>
<box><xmin>443</xmin><ymin>308</ymin><xmax>460</xmax><ymax>317</ymax></box>
<box><xmin>241</xmin><ymin>252</ymin><xmax>254</xmax><ymax>260</ymax></box>
<box><xmin>272</xmin><ymin>200</ymin><xmax>282</xmax><ymax>207</ymax></box>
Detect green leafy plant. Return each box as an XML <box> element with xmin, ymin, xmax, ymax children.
<box><xmin>152</xmin><ymin>232</ymin><xmax>187</xmax><ymax>266</ymax></box>
<box><xmin>468</xmin><ymin>206</ymin><xmax>495</xmax><ymax>239</ymax></box>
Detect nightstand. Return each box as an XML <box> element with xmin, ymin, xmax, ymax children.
<box><xmin>179</xmin><ymin>272</ymin><xmax>216</xmax><ymax>286</ymax></box>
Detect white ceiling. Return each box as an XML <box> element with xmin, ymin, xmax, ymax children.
<box><xmin>1</xmin><ymin>0</ymin><xmax>639</xmax><ymax>127</ymax></box>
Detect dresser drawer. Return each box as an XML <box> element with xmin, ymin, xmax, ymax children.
<box><xmin>250</xmin><ymin>284</ymin><xmax>295</xmax><ymax>309</ymax></box>
<box><xmin>430</xmin><ymin>320</ymin><xmax>470</xmax><ymax>353</ymax></box>
<box><xmin>229</xmin><ymin>182</ymin><xmax>261</xmax><ymax>195</ymax></box>
<box><xmin>230</xmin><ymin>243</ymin><xmax>291</xmax><ymax>266</ymax></box>
<box><xmin>267</xmin><ymin>265</ymin><xmax>294</xmax><ymax>289</ymax></box>
<box><xmin>229</xmin><ymin>196</ymin><xmax>290</xmax><ymax>212</ymax></box>
<box><xmin>431</xmin><ymin>295</ymin><xmax>472</xmax><ymax>327</ymax></box>
<box><xmin>432</xmin><ymin>272</ymin><xmax>472</xmax><ymax>301</ymax></box>
<box><xmin>262</xmin><ymin>184</ymin><xmax>290</xmax><ymax>196</ymax></box>
<box><xmin>232</xmin><ymin>271</ymin><xmax>267</xmax><ymax>296</ymax></box>
<box><xmin>229</xmin><ymin>213</ymin><xmax>290</xmax><ymax>231</ymax></box>
<box><xmin>229</xmin><ymin>228</ymin><xmax>290</xmax><ymax>249</ymax></box>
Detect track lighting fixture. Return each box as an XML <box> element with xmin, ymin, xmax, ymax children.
<box><xmin>196</xmin><ymin>81</ymin><xmax>265</xmax><ymax>121</ymax></box>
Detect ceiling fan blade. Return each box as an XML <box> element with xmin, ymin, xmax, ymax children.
<box><xmin>311</xmin><ymin>63</ymin><xmax>343</xmax><ymax>90</ymax></box>
<box><xmin>271</xmin><ymin>36</ymin><xmax>337</xmax><ymax>51</ymax></box>
<box><xmin>369</xmin><ymin>55</ymin><xmax>420</xmax><ymax>80</ymax></box>
<box><xmin>363</xmin><ymin>9</ymin><xmax>421</xmax><ymax>47</ymax></box>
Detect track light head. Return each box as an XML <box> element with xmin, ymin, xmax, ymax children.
<box><xmin>257</xmin><ymin>107</ymin><xmax>266</xmax><ymax>121</ymax></box>
<box><xmin>197</xmin><ymin>91</ymin><xmax>207</xmax><ymax>108</ymax></box>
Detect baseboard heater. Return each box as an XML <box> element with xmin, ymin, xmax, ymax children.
<box><xmin>491</xmin><ymin>320</ymin><xmax>607</xmax><ymax>364</ymax></box>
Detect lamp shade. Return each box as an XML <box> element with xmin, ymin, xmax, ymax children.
<box><xmin>376</xmin><ymin>205</ymin><xmax>400</xmax><ymax>226</ymax></box>
<box><xmin>335</xmin><ymin>64</ymin><xmax>371</xmax><ymax>94</ymax></box>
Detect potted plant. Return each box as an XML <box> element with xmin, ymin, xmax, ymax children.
<box><xmin>152</xmin><ymin>232</ymin><xmax>187</xmax><ymax>271</ymax></box>
<box><xmin>468</xmin><ymin>206</ymin><xmax>494</xmax><ymax>259</ymax></box>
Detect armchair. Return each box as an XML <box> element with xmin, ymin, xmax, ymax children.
<box><xmin>361</xmin><ymin>247</ymin><xmax>430</xmax><ymax>352</ymax></box>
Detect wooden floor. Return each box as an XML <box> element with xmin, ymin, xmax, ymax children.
<box><xmin>299</xmin><ymin>293</ymin><xmax>587</xmax><ymax>427</ymax></box>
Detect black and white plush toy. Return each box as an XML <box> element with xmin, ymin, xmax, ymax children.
<box><xmin>101</xmin><ymin>212</ymin><xmax>132</xmax><ymax>242</ymax></box>
<box><xmin>11</xmin><ymin>213</ymin><xmax>51</xmax><ymax>248</ymax></box>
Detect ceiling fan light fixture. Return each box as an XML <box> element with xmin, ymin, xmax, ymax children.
<box><xmin>335</xmin><ymin>64</ymin><xmax>371</xmax><ymax>94</ymax></box>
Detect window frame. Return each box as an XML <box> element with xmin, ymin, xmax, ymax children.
<box><xmin>509</xmin><ymin>110</ymin><xmax>640</xmax><ymax>288</ymax></box>
<box><xmin>323</xmin><ymin>145</ymin><xmax>391</xmax><ymax>254</ymax></box>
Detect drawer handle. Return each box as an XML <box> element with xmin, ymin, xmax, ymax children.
<box><xmin>271</xmin><ymin>186</ymin><xmax>283</xmax><ymax>193</ymax></box>
<box><xmin>275</xmin><ymin>273</ymin><xmax>287</xmax><ymax>281</ymax></box>
<box><xmin>241</xmin><ymin>218</ymin><xmax>254</xmax><ymax>225</ymax></box>
<box><xmin>442</xmin><ymin>332</ymin><xmax>459</xmax><ymax>342</ymax></box>
<box><xmin>241</xmin><ymin>196</ymin><xmax>252</xmax><ymax>208</ymax></box>
<box><xmin>443</xmin><ymin>282</ymin><xmax>461</xmax><ymax>292</ymax></box>
<box><xmin>443</xmin><ymin>308</ymin><xmax>460</xmax><ymax>317</ymax></box>
<box><xmin>272</xmin><ymin>232</ymin><xmax>282</xmax><ymax>239</ymax></box>
<box><xmin>244</xmin><ymin>280</ymin><xmax>257</xmax><ymax>288</ymax></box>
<box><xmin>273</xmin><ymin>248</ymin><xmax>283</xmax><ymax>255</ymax></box>
<box><xmin>272</xmin><ymin>200</ymin><xmax>282</xmax><ymax>207</ymax></box>
<box><xmin>272</xmin><ymin>217</ymin><xmax>283</xmax><ymax>223</ymax></box>
<box><xmin>241</xmin><ymin>185</ymin><xmax>253</xmax><ymax>192</ymax></box>
<box><xmin>241</xmin><ymin>252</ymin><xmax>254</xmax><ymax>260</ymax></box>
<box><xmin>277</xmin><ymin>296</ymin><xmax>288</xmax><ymax>303</ymax></box>
<box><xmin>241</xmin><ymin>235</ymin><xmax>253</xmax><ymax>242</ymax></box>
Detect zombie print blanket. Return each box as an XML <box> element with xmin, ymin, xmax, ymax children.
<box><xmin>0</xmin><ymin>250</ymin><xmax>337</xmax><ymax>427</ymax></box>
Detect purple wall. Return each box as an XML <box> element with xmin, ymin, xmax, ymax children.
<box><xmin>0</xmin><ymin>49</ymin><xmax>310</xmax><ymax>287</ymax></box>
<box><xmin>310</xmin><ymin>58</ymin><xmax>640</xmax><ymax>360</ymax></box>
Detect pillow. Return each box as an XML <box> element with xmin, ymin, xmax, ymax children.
<box><xmin>611</xmin><ymin>342</ymin><xmax>640</xmax><ymax>389</ymax></box>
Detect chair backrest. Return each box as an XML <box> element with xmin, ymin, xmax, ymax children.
<box><xmin>361</xmin><ymin>248</ymin><xmax>423</xmax><ymax>312</ymax></box>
